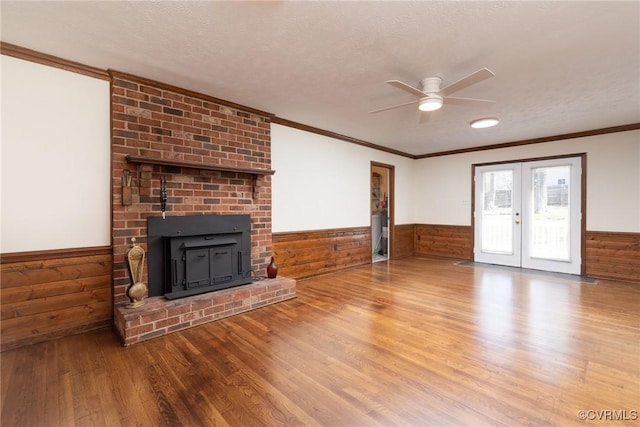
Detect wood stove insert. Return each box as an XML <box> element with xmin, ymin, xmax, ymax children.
<box><xmin>147</xmin><ymin>214</ymin><xmax>254</xmax><ymax>299</ymax></box>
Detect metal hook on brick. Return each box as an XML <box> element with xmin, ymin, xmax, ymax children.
<box><xmin>160</xmin><ymin>176</ymin><xmax>167</xmax><ymax>219</ymax></box>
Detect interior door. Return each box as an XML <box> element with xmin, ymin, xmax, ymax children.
<box><xmin>474</xmin><ymin>157</ymin><xmax>582</xmax><ymax>274</ymax></box>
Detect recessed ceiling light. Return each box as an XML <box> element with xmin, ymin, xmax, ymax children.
<box><xmin>470</xmin><ymin>118</ymin><xmax>499</xmax><ymax>128</ymax></box>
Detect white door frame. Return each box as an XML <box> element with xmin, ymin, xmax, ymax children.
<box><xmin>473</xmin><ymin>154</ymin><xmax>585</xmax><ymax>275</ymax></box>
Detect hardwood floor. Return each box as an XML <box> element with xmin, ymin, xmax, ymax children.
<box><xmin>2</xmin><ymin>257</ymin><xmax>639</xmax><ymax>426</ymax></box>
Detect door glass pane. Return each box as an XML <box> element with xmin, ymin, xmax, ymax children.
<box><xmin>481</xmin><ymin>170</ymin><xmax>513</xmax><ymax>254</ymax></box>
<box><xmin>530</xmin><ymin>165</ymin><xmax>571</xmax><ymax>261</ymax></box>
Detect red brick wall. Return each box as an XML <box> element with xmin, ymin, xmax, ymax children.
<box><xmin>110</xmin><ymin>72</ymin><xmax>273</xmax><ymax>305</ymax></box>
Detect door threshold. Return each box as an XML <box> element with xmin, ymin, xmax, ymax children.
<box><xmin>456</xmin><ymin>261</ymin><xmax>597</xmax><ymax>284</ymax></box>
<box><xmin>373</xmin><ymin>254</ymin><xmax>388</xmax><ymax>263</ymax></box>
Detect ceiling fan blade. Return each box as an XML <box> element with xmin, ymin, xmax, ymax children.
<box><xmin>386</xmin><ymin>80</ymin><xmax>427</xmax><ymax>98</ymax></box>
<box><xmin>445</xmin><ymin>96</ymin><xmax>496</xmax><ymax>106</ymax></box>
<box><xmin>439</xmin><ymin>68</ymin><xmax>495</xmax><ymax>97</ymax></box>
<box><xmin>369</xmin><ymin>99</ymin><xmax>419</xmax><ymax>114</ymax></box>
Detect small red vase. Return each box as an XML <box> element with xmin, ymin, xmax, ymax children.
<box><xmin>266</xmin><ymin>256</ymin><xmax>278</xmax><ymax>278</ymax></box>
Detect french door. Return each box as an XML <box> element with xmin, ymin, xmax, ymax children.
<box><xmin>474</xmin><ymin>157</ymin><xmax>582</xmax><ymax>274</ymax></box>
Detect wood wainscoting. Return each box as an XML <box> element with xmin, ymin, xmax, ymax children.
<box><xmin>273</xmin><ymin>225</ymin><xmax>638</xmax><ymax>283</ymax></box>
<box><xmin>586</xmin><ymin>231</ymin><xmax>640</xmax><ymax>283</ymax></box>
<box><xmin>272</xmin><ymin>227</ymin><xmax>371</xmax><ymax>279</ymax></box>
<box><xmin>393</xmin><ymin>224</ymin><xmax>415</xmax><ymax>258</ymax></box>
<box><xmin>0</xmin><ymin>246</ymin><xmax>113</xmax><ymax>351</ymax></box>
<box><xmin>414</xmin><ymin>224</ymin><xmax>473</xmax><ymax>260</ymax></box>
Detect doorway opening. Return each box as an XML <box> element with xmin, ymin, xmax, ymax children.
<box><xmin>371</xmin><ymin>162</ymin><xmax>394</xmax><ymax>263</ymax></box>
<box><xmin>473</xmin><ymin>155</ymin><xmax>585</xmax><ymax>275</ymax></box>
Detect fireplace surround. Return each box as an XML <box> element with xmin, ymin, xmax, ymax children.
<box><xmin>110</xmin><ymin>71</ymin><xmax>295</xmax><ymax>345</ymax></box>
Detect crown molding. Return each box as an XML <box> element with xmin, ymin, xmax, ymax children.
<box><xmin>272</xmin><ymin>119</ymin><xmax>640</xmax><ymax>160</ymax></box>
<box><xmin>415</xmin><ymin>123</ymin><xmax>640</xmax><ymax>159</ymax></box>
<box><xmin>1</xmin><ymin>41</ymin><xmax>109</xmax><ymax>80</ymax></box>
<box><xmin>4</xmin><ymin>43</ymin><xmax>637</xmax><ymax>159</ymax></box>
<box><xmin>271</xmin><ymin>117</ymin><xmax>417</xmax><ymax>159</ymax></box>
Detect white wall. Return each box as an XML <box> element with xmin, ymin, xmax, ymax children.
<box><xmin>1</xmin><ymin>55</ymin><xmax>111</xmax><ymax>253</ymax></box>
<box><xmin>2</xmin><ymin>55</ymin><xmax>635</xmax><ymax>252</ymax></box>
<box><xmin>271</xmin><ymin>124</ymin><xmax>414</xmax><ymax>232</ymax></box>
<box><xmin>412</xmin><ymin>130</ymin><xmax>640</xmax><ymax>232</ymax></box>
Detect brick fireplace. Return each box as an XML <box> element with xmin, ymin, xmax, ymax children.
<box><xmin>110</xmin><ymin>71</ymin><xmax>295</xmax><ymax>345</ymax></box>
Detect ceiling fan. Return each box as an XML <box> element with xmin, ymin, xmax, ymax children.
<box><xmin>369</xmin><ymin>68</ymin><xmax>496</xmax><ymax>115</ymax></box>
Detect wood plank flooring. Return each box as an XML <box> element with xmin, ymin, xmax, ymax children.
<box><xmin>2</xmin><ymin>257</ymin><xmax>639</xmax><ymax>426</ymax></box>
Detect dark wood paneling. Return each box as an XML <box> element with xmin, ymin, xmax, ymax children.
<box><xmin>415</xmin><ymin>224</ymin><xmax>473</xmax><ymax>259</ymax></box>
<box><xmin>273</xmin><ymin>227</ymin><xmax>371</xmax><ymax>279</ymax></box>
<box><xmin>586</xmin><ymin>231</ymin><xmax>640</xmax><ymax>283</ymax></box>
<box><xmin>393</xmin><ymin>224</ymin><xmax>415</xmax><ymax>258</ymax></box>
<box><xmin>0</xmin><ymin>247</ymin><xmax>113</xmax><ymax>351</ymax></box>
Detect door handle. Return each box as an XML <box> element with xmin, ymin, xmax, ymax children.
<box><xmin>515</xmin><ymin>220</ymin><xmax>521</xmax><ymax>224</ymax></box>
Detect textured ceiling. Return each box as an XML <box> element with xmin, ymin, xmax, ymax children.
<box><xmin>2</xmin><ymin>1</ymin><xmax>639</xmax><ymax>156</ymax></box>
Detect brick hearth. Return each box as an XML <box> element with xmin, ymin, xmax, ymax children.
<box><xmin>115</xmin><ymin>277</ymin><xmax>296</xmax><ymax>346</ymax></box>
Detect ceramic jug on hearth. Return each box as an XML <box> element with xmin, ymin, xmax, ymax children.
<box><xmin>267</xmin><ymin>257</ymin><xmax>278</xmax><ymax>279</ymax></box>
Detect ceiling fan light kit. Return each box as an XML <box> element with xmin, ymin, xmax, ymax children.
<box><xmin>418</xmin><ymin>94</ymin><xmax>443</xmax><ymax>111</ymax></box>
<box><xmin>470</xmin><ymin>117</ymin><xmax>499</xmax><ymax>129</ymax></box>
<box><xmin>370</xmin><ymin>68</ymin><xmax>496</xmax><ymax>117</ymax></box>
